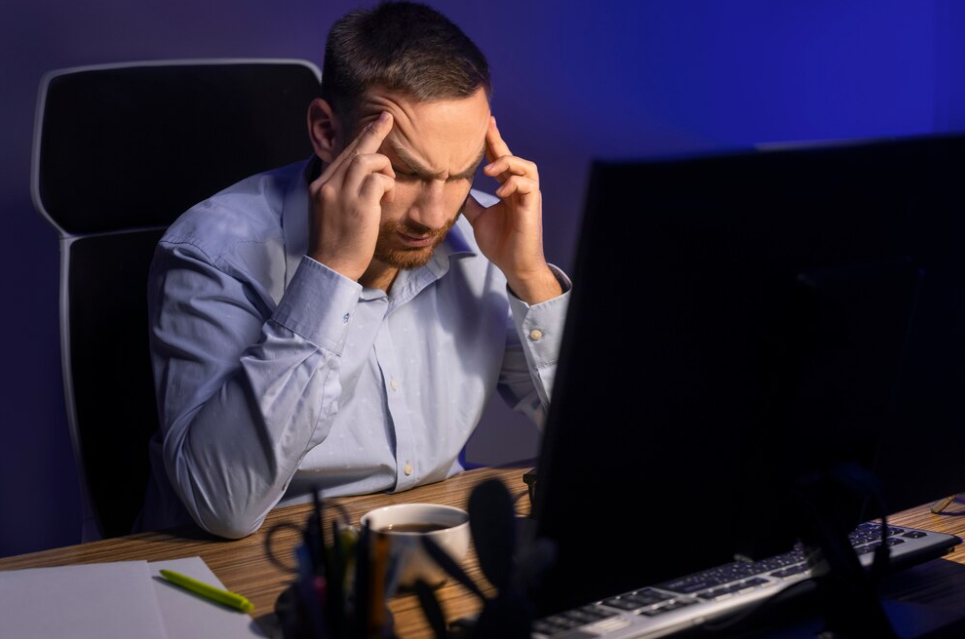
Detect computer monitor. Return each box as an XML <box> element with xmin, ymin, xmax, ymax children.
<box><xmin>533</xmin><ymin>134</ymin><xmax>965</xmax><ymax>616</ymax></box>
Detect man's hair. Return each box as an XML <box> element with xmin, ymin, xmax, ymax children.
<box><xmin>321</xmin><ymin>1</ymin><xmax>491</xmax><ymax>125</ymax></box>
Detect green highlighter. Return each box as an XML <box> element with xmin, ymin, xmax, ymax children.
<box><xmin>159</xmin><ymin>569</ymin><xmax>254</xmax><ymax>613</ymax></box>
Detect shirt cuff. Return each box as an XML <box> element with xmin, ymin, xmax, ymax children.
<box><xmin>272</xmin><ymin>256</ymin><xmax>362</xmax><ymax>355</ymax></box>
<box><xmin>508</xmin><ymin>264</ymin><xmax>571</xmax><ymax>369</ymax></box>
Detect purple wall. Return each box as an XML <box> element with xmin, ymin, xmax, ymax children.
<box><xmin>0</xmin><ymin>0</ymin><xmax>955</xmax><ymax>557</ymax></box>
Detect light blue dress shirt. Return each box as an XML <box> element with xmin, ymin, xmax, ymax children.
<box><xmin>141</xmin><ymin>159</ymin><xmax>570</xmax><ymax>538</ymax></box>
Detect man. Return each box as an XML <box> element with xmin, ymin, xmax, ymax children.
<box><xmin>141</xmin><ymin>1</ymin><xmax>570</xmax><ymax>538</ymax></box>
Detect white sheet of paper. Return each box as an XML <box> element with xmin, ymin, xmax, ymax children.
<box><xmin>148</xmin><ymin>556</ymin><xmax>268</xmax><ymax>639</ymax></box>
<box><xmin>0</xmin><ymin>560</ymin><xmax>169</xmax><ymax>639</ymax></box>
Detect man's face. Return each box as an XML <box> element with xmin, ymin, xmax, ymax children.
<box><xmin>342</xmin><ymin>87</ymin><xmax>491</xmax><ymax>269</ymax></box>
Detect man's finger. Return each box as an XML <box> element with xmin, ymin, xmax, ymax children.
<box><xmin>318</xmin><ymin>129</ymin><xmax>367</xmax><ymax>184</ymax></box>
<box><xmin>485</xmin><ymin>116</ymin><xmax>513</xmax><ymax>163</ymax></box>
<box><xmin>358</xmin><ymin>172</ymin><xmax>396</xmax><ymax>207</ymax></box>
<box><xmin>484</xmin><ymin>156</ymin><xmax>538</xmax><ymax>184</ymax></box>
<box><xmin>496</xmin><ymin>176</ymin><xmax>538</xmax><ymax>199</ymax></box>
<box><xmin>320</xmin><ymin>112</ymin><xmax>395</xmax><ymax>183</ymax></box>
<box><xmin>342</xmin><ymin>152</ymin><xmax>395</xmax><ymax>197</ymax></box>
<box><xmin>355</xmin><ymin>111</ymin><xmax>395</xmax><ymax>155</ymax></box>
<box><xmin>461</xmin><ymin>193</ymin><xmax>488</xmax><ymax>224</ymax></box>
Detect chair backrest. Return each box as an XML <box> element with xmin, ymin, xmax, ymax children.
<box><xmin>32</xmin><ymin>59</ymin><xmax>321</xmax><ymax>539</ymax></box>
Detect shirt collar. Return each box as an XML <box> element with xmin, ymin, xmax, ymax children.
<box><xmin>425</xmin><ymin>214</ymin><xmax>477</xmax><ymax>279</ymax></box>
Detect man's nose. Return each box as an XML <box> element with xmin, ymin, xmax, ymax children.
<box><xmin>407</xmin><ymin>181</ymin><xmax>448</xmax><ymax>231</ymax></box>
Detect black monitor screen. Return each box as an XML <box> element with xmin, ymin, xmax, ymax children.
<box><xmin>534</xmin><ymin>135</ymin><xmax>965</xmax><ymax>615</ymax></box>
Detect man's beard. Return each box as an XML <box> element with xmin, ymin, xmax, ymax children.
<box><xmin>373</xmin><ymin>215</ymin><xmax>459</xmax><ymax>269</ymax></box>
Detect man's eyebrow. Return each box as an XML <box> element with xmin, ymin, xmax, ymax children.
<box><xmin>390</xmin><ymin>144</ymin><xmax>487</xmax><ymax>181</ymax></box>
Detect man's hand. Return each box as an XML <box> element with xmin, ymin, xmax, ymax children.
<box><xmin>308</xmin><ymin>112</ymin><xmax>396</xmax><ymax>281</ymax></box>
<box><xmin>463</xmin><ymin>117</ymin><xmax>562</xmax><ymax>305</ymax></box>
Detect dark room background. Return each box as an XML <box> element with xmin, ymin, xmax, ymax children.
<box><xmin>1</xmin><ymin>0</ymin><xmax>962</xmax><ymax>557</ymax></box>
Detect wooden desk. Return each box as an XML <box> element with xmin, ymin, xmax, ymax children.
<box><xmin>2</xmin><ymin>466</ymin><xmax>965</xmax><ymax>639</ymax></box>
<box><xmin>0</xmin><ymin>465</ymin><xmax>531</xmax><ymax>639</ymax></box>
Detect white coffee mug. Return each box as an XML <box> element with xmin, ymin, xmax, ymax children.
<box><xmin>360</xmin><ymin>503</ymin><xmax>470</xmax><ymax>589</ymax></box>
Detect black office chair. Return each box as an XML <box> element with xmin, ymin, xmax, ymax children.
<box><xmin>32</xmin><ymin>59</ymin><xmax>321</xmax><ymax>540</ymax></box>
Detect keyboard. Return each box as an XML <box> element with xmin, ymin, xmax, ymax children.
<box><xmin>530</xmin><ymin>522</ymin><xmax>960</xmax><ymax>639</ymax></box>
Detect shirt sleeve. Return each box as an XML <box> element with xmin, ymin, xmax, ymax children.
<box><xmin>497</xmin><ymin>263</ymin><xmax>571</xmax><ymax>426</ymax></box>
<box><xmin>149</xmin><ymin>241</ymin><xmax>360</xmax><ymax>538</ymax></box>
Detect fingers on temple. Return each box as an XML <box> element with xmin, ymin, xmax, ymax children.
<box><xmin>355</xmin><ymin>112</ymin><xmax>394</xmax><ymax>154</ymax></box>
<box><xmin>319</xmin><ymin>112</ymin><xmax>395</xmax><ymax>183</ymax></box>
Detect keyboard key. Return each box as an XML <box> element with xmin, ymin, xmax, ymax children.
<box><xmin>625</xmin><ymin>596</ymin><xmax>662</xmax><ymax>608</ymax></box>
<box><xmin>753</xmin><ymin>552</ymin><xmax>800</xmax><ymax>572</ymax></box>
<box><xmin>560</xmin><ymin>606</ymin><xmax>617</xmax><ymax>626</ymax></box>
<box><xmin>699</xmin><ymin>576</ymin><xmax>769</xmax><ymax>600</ymax></box>
<box><xmin>544</xmin><ymin>614</ymin><xmax>581</xmax><ymax>630</ymax></box>
<box><xmin>902</xmin><ymin>530</ymin><xmax>927</xmax><ymax>539</ymax></box>
<box><xmin>630</xmin><ymin>588</ymin><xmax>672</xmax><ymax>602</ymax></box>
<box><xmin>771</xmin><ymin>564</ymin><xmax>808</xmax><ymax>578</ymax></box>
<box><xmin>602</xmin><ymin>597</ymin><xmax>644</xmax><ymax>611</ymax></box>
<box><xmin>773</xmin><ymin>556</ymin><xmax>799</xmax><ymax>567</ymax></box>
<box><xmin>626</xmin><ymin>592</ymin><xmax>669</xmax><ymax>606</ymax></box>
<box><xmin>886</xmin><ymin>538</ymin><xmax>905</xmax><ymax>546</ymax></box>
<box><xmin>580</xmin><ymin>605</ymin><xmax>617</xmax><ymax>620</ymax></box>
<box><xmin>658</xmin><ymin>576</ymin><xmax>724</xmax><ymax>594</ymax></box>
<box><xmin>851</xmin><ymin>531</ymin><xmax>876</xmax><ymax>544</ymax></box>
<box><xmin>563</xmin><ymin>609</ymin><xmax>605</xmax><ymax>625</ymax></box>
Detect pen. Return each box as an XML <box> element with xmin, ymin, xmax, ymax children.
<box><xmin>931</xmin><ymin>495</ymin><xmax>957</xmax><ymax>514</ymax></box>
<box><xmin>354</xmin><ymin>521</ymin><xmax>371</xmax><ymax>638</ymax></box>
<box><xmin>159</xmin><ymin>569</ymin><xmax>254</xmax><ymax>612</ymax></box>
<box><xmin>295</xmin><ymin>544</ymin><xmax>329</xmax><ymax>638</ymax></box>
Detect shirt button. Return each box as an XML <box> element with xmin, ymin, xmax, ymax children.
<box><xmin>342</xmin><ymin>312</ymin><xmax>350</xmax><ymax>323</ymax></box>
<box><xmin>390</xmin><ymin>378</ymin><xmax>398</xmax><ymax>390</ymax></box>
<box><xmin>404</xmin><ymin>462</ymin><xmax>413</xmax><ymax>476</ymax></box>
<box><xmin>529</xmin><ymin>329</ymin><xmax>543</xmax><ymax>341</ymax></box>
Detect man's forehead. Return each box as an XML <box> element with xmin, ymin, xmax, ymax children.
<box><xmin>355</xmin><ymin>85</ymin><xmax>490</xmax><ymax>121</ymax></box>
<box><xmin>354</xmin><ymin>88</ymin><xmax>490</xmax><ymax>172</ymax></box>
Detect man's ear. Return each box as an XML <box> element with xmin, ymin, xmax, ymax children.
<box><xmin>307</xmin><ymin>98</ymin><xmax>341</xmax><ymax>163</ymax></box>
